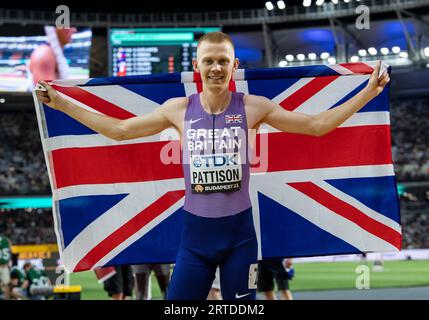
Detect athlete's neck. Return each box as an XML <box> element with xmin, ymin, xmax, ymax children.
<box><xmin>200</xmin><ymin>89</ymin><xmax>231</xmax><ymax>115</ymax></box>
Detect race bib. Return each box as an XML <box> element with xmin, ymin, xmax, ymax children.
<box><xmin>190</xmin><ymin>152</ymin><xmax>242</xmax><ymax>193</ymax></box>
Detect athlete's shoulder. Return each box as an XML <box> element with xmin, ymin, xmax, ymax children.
<box><xmin>243</xmin><ymin>94</ymin><xmax>272</xmax><ymax>110</ymax></box>
<box><xmin>159</xmin><ymin>97</ymin><xmax>188</xmax><ymax>125</ymax></box>
<box><xmin>162</xmin><ymin>96</ymin><xmax>189</xmax><ymax>110</ymax></box>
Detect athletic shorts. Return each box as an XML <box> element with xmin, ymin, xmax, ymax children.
<box><xmin>103</xmin><ymin>265</ymin><xmax>134</xmax><ymax>297</ymax></box>
<box><xmin>257</xmin><ymin>259</ymin><xmax>289</xmax><ymax>292</ymax></box>
<box><xmin>167</xmin><ymin>207</ymin><xmax>258</xmax><ymax>300</ymax></box>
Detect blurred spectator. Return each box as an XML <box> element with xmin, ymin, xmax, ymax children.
<box><xmin>0</xmin><ymin>209</ymin><xmax>56</xmax><ymax>245</ymax></box>
<box><xmin>401</xmin><ymin>212</ymin><xmax>429</xmax><ymax>249</ymax></box>
<box><xmin>0</xmin><ymin>112</ymin><xmax>49</xmax><ymax>195</ymax></box>
<box><xmin>390</xmin><ymin>100</ymin><xmax>429</xmax><ymax>181</ymax></box>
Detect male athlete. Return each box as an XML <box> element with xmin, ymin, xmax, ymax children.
<box><xmin>36</xmin><ymin>32</ymin><xmax>390</xmax><ymax>300</ymax></box>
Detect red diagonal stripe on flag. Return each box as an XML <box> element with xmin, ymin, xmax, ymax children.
<box><xmin>52</xmin><ymin>85</ymin><xmax>136</xmax><ymax>120</ymax></box>
<box><xmin>339</xmin><ymin>62</ymin><xmax>374</xmax><ymax>74</ymax></box>
<box><xmin>73</xmin><ymin>189</ymin><xmax>185</xmax><ymax>272</ymax></box>
<box><xmin>251</xmin><ymin>125</ymin><xmax>393</xmax><ymax>173</ymax></box>
<box><xmin>287</xmin><ymin>182</ymin><xmax>402</xmax><ymax>250</ymax></box>
<box><xmin>52</xmin><ymin>140</ymin><xmax>183</xmax><ymax>188</ymax></box>
<box><xmin>279</xmin><ymin>76</ymin><xmax>339</xmax><ymax>111</ymax></box>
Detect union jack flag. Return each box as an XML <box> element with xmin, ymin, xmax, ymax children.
<box><xmin>225</xmin><ymin>114</ymin><xmax>242</xmax><ymax>124</ymax></box>
<box><xmin>33</xmin><ymin>62</ymin><xmax>401</xmax><ymax>272</ymax></box>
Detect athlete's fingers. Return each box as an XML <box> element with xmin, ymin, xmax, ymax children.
<box><xmin>372</xmin><ymin>60</ymin><xmax>381</xmax><ymax>78</ymax></box>
<box><xmin>38</xmin><ymin>81</ymin><xmax>55</xmax><ymax>95</ymax></box>
<box><xmin>380</xmin><ymin>75</ymin><xmax>390</xmax><ymax>87</ymax></box>
<box><xmin>379</xmin><ymin>71</ymin><xmax>388</xmax><ymax>82</ymax></box>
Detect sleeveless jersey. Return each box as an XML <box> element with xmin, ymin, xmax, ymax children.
<box><xmin>182</xmin><ymin>92</ymin><xmax>251</xmax><ymax>218</ymax></box>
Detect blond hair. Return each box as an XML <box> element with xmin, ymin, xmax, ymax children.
<box><xmin>197</xmin><ymin>31</ymin><xmax>235</xmax><ymax>50</ymax></box>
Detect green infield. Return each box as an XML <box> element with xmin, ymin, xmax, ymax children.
<box><xmin>289</xmin><ymin>260</ymin><xmax>429</xmax><ymax>292</ymax></box>
<box><xmin>69</xmin><ymin>260</ymin><xmax>429</xmax><ymax>300</ymax></box>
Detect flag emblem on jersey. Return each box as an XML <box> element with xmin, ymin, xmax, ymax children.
<box><xmin>33</xmin><ymin>62</ymin><xmax>401</xmax><ymax>272</ymax></box>
<box><xmin>225</xmin><ymin>114</ymin><xmax>242</xmax><ymax>124</ymax></box>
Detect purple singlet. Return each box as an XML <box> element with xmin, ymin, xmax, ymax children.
<box><xmin>182</xmin><ymin>92</ymin><xmax>252</xmax><ymax>218</ymax></box>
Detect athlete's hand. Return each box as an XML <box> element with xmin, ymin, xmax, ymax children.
<box><xmin>35</xmin><ymin>81</ymin><xmax>65</xmax><ymax>110</ymax></box>
<box><xmin>364</xmin><ymin>60</ymin><xmax>390</xmax><ymax>98</ymax></box>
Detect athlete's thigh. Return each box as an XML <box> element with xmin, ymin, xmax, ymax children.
<box><xmin>167</xmin><ymin>254</ymin><xmax>216</xmax><ymax>300</ymax></box>
<box><xmin>219</xmin><ymin>240</ymin><xmax>258</xmax><ymax>300</ymax></box>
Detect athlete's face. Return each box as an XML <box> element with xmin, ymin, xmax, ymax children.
<box><xmin>193</xmin><ymin>41</ymin><xmax>239</xmax><ymax>90</ymax></box>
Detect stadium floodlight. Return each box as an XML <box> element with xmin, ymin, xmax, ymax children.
<box><xmin>303</xmin><ymin>0</ymin><xmax>312</xmax><ymax>7</ymax></box>
<box><xmin>265</xmin><ymin>1</ymin><xmax>274</xmax><ymax>10</ymax></box>
<box><xmin>320</xmin><ymin>52</ymin><xmax>330</xmax><ymax>59</ymax></box>
<box><xmin>279</xmin><ymin>60</ymin><xmax>288</xmax><ymax>67</ymax></box>
<box><xmin>368</xmin><ymin>47</ymin><xmax>377</xmax><ymax>56</ymax></box>
<box><xmin>0</xmin><ymin>98</ymin><xmax>5</xmax><ymax>103</ymax></box>
<box><xmin>344</xmin><ymin>0</ymin><xmax>350</xmax><ymax>3</ymax></box>
<box><xmin>380</xmin><ymin>47</ymin><xmax>389</xmax><ymax>55</ymax></box>
<box><xmin>327</xmin><ymin>57</ymin><xmax>336</xmax><ymax>64</ymax></box>
<box><xmin>316</xmin><ymin>0</ymin><xmax>325</xmax><ymax>5</ymax></box>
<box><xmin>424</xmin><ymin>47</ymin><xmax>429</xmax><ymax>57</ymax></box>
<box><xmin>308</xmin><ymin>53</ymin><xmax>317</xmax><ymax>60</ymax></box>
<box><xmin>331</xmin><ymin>0</ymin><xmax>338</xmax><ymax>4</ymax></box>
<box><xmin>392</xmin><ymin>46</ymin><xmax>401</xmax><ymax>54</ymax></box>
<box><xmin>285</xmin><ymin>54</ymin><xmax>294</xmax><ymax>61</ymax></box>
<box><xmin>399</xmin><ymin>51</ymin><xmax>408</xmax><ymax>58</ymax></box>
<box><xmin>277</xmin><ymin>0</ymin><xmax>286</xmax><ymax>9</ymax></box>
<box><xmin>297</xmin><ymin>54</ymin><xmax>306</xmax><ymax>61</ymax></box>
<box><xmin>350</xmin><ymin>56</ymin><xmax>359</xmax><ymax>62</ymax></box>
<box><xmin>358</xmin><ymin>49</ymin><xmax>367</xmax><ymax>56</ymax></box>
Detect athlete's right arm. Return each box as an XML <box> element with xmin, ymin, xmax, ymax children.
<box><xmin>36</xmin><ymin>80</ymin><xmax>177</xmax><ymax>141</ymax></box>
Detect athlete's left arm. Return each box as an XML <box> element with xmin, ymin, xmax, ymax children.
<box><xmin>256</xmin><ymin>60</ymin><xmax>390</xmax><ymax>136</ymax></box>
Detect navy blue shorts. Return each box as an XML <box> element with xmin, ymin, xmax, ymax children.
<box><xmin>167</xmin><ymin>208</ymin><xmax>258</xmax><ymax>300</ymax></box>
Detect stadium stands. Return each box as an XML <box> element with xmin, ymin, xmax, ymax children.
<box><xmin>0</xmin><ymin>208</ymin><xmax>55</xmax><ymax>244</ymax></box>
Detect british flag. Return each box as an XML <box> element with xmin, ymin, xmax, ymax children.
<box><xmin>33</xmin><ymin>62</ymin><xmax>401</xmax><ymax>273</ymax></box>
<box><xmin>225</xmin><ymin>114</ymin><xmax>242</xmax><ymax>124</ymax></box>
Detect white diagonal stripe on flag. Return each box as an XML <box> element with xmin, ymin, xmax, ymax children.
<box><xmin>293</xmin><ymin>75</ymin><xmax>369</xmax><ymax>115</ymax></box>
<box><xmin>272</xmin><ymin>77</ymin><xmax>315</xmax><ymax>104</ymax></box>
<box><xmin>329</xmin><ymin>64</ymin><xmax>360</xmax><ymax>75</ymax></box>
<box><xmin>82</xmin><ymin>85</ymin><xmax>160</xmax><ymax>116</ymax></box>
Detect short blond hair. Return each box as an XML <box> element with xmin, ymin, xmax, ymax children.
<box><xmin>197</xmin><ymin>31</ymin><xmax>235</xmax><ymax>50</ymax></box>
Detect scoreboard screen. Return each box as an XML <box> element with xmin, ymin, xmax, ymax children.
<box><xmin>109</xmin><ymin>27</ymin><xmax>220</xmax><ymax>76</ymax></box>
